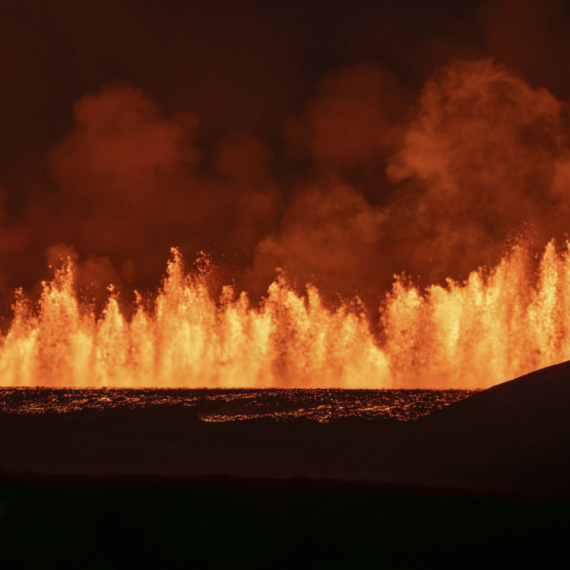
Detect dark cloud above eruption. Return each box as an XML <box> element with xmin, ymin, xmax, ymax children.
<box><xmin>479</xmin><ymin>0</ymin><xmax>570</xmax><ymax>97</ymax></box>
<box><xmin>2</xmin><ymin>0</ymin><xmax>570</xmax><ymax>313</ymax></box>
<box><xmin>285</xmin><ymin>64</ymin><xmax>407</xmax><ymax>169</ymax></box>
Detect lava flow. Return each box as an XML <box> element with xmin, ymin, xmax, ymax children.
<box><xmin>0</xmin><ymin>240</ymin><xmax>568</xmax><ymax>389</ymax></box>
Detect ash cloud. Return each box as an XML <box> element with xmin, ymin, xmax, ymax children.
<box><xmin>2</xmin><ymin>0</ymin><xmax>570</xmax><ymax>312</ymax></box>
<box><xmin>42</xmin><ymin>83</ymin><xmax>278</xmax><ymax>295</ymax></box>
<box><xmin>386</xmin><ymin>57</ymin><xmax>570</xmax><ymax>281</ymax></box>
<box><xmin>285</xmin><ymin>64</ymin><xmax>407</xmax><ymax>169</ymax></box>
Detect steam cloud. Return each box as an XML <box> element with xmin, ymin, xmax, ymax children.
<box><xmin>1</xmin><ymin>0</ymin><xmax>570</xmax><ymax>315</ymax></box>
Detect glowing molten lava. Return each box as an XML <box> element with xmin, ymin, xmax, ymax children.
<box><xmin>1</xmin><ymin>241</ymin><xmax>569</xmax><ymax>389</ymax></box>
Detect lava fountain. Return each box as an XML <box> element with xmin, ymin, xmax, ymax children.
<box><xmin>0</xmin><ymin>241</ymin><xmax>569</xmax><ymax>389</ymax></box>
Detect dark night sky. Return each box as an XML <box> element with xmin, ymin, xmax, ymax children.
<box><xmin>2</xmin><ymin>0</ymin><xmax>570</xmax><ymax>310</ymax></box>
<box><xmin>1</xmin><ymin>0</ymin><xmax>478</xmax><ymax>166</ymax></box>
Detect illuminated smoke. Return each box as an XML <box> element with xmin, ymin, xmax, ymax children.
<box><xmin>45</xmin><ymin>82</ymin><xmax>277</xmax><ymax>285</ymax></box>
<box><xmin>385</xmin><ymin>57</ymin><xmax>570</xmax><ymax>282</ymax></box>
<box><xmin>285</xmin><ymin>63</ymin><xmax>406</xmax><ymax>167</ymax></box>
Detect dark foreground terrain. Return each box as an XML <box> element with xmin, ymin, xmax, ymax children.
<box><xmin>1</xmin><ymin>473</ymin><xmax>569</xmax><ymax>569</ymax></box>
<box><xmin>1</xmin><ymin>362</ymin><xmax>570</xmax><ymax>567</ymax></box>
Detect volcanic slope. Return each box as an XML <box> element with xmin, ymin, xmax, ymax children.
<box><xmin>0</xmin><ymin>362</ymin><xmax>569</xmax><ymax>494</ymax></box>
<box><xmin>407</xmin><ymin>359</ymin><xmax>570</xmax><ymax>493</ymax></box>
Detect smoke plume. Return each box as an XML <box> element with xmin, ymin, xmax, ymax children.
<box><xmin>1</xmin><ymin>0</ymin><xmax>570</xmax><ymax>314</ymax></box>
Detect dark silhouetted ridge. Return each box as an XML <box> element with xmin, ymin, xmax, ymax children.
<box><xmin>404</xmin><ymin>361</ymin><xmax>570</xmax><ymax>493</ymax></box>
